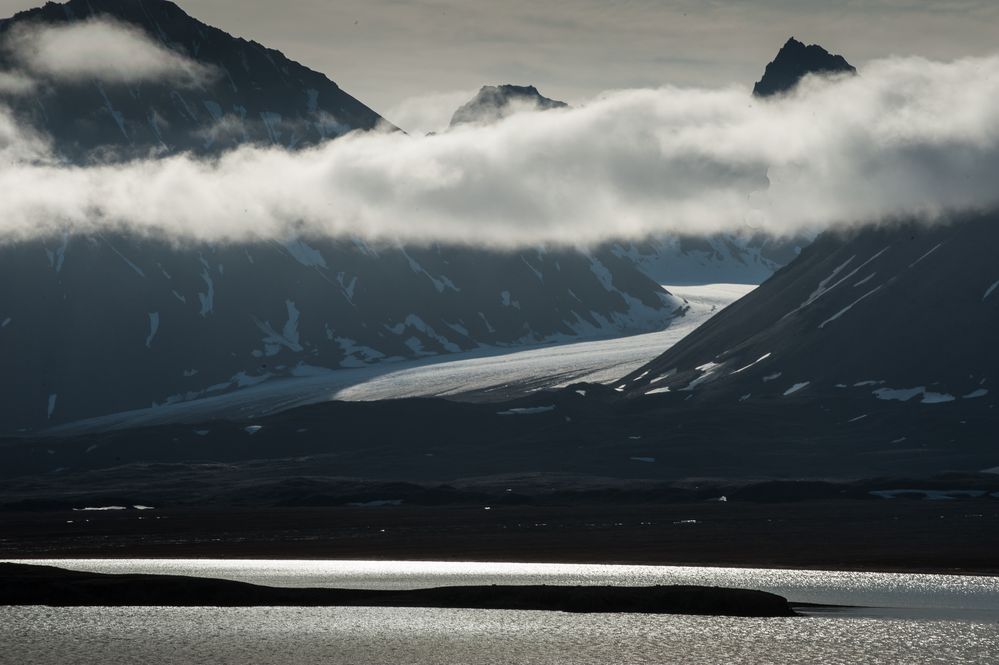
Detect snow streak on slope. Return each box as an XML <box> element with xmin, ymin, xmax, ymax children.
<box><xmin>44</xmin><ymin>284</ymin><xmax>754</xmax><ymax>434</ymax></box>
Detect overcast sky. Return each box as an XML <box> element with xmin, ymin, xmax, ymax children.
<box><xmin>2</xmin><ymin>0</ymin><xmax>999</xmax><ymax>121</ymax></box>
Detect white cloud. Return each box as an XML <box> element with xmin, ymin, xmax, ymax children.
<box><xmin>0</xmin><ymin>70</ymin><xmax>34</xmax><ymax>95</ymax></box>
<box><xmin>385</xmin><ymin>89</ymin><xmax>477</xmax><ymax>135</ymax></box>
<box><xmin>2</xmin><ymin>16</ymin><xmax>217</xmax><ymax>87</ymax></box>
<box><xmin>0</xmin><ymin>53</ymin><xmax>998</xmax><ymax>248</ymax></box>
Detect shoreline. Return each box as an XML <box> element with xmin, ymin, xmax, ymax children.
<box><xmin>4</xmin><ymin>501</ymin><xmax>999</xmax><ymax>577</ymax></box>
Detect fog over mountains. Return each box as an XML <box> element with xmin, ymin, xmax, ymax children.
<box><xmin>0</xmin><ymin>0</ymin><xmax>688</xmax><ymax>429</ymax></box>
<box><xmin>0</xmin><ymin>0</ymin><xmax>387</xmax><ymax>158</ymax></box>
<box><xmin>0</xmin><ymin>0</ymin><xmax>995</xmax><ymax>493</ymax></box>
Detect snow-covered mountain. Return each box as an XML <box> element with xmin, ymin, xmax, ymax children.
<box><xmin>0</xmin><ymin>0</ymin><xmax>683</xmax><ymax>431</ymax></box>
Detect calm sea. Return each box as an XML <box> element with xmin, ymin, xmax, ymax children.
<box><xmin>2</xmin><ymin>559</ymin><xmax>997</xmax><ymax>664</ymax></box>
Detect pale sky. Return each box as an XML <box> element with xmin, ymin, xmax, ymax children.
<box><xmin>2</xmin><ymin>0</ymin><xmax>998</xmax><ymax>120</ymax></box>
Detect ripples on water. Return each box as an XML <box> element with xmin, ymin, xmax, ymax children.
<box><xmin>2</xmin><ymin>560</ymin><xmax>998</xmax><ymax>664</ymax></box>
<box><xmin>3</xmin><ymin>606</ymin><xmax>997</xmax><ymax>665</ymax></box>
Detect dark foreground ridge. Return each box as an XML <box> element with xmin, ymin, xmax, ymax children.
<box><xmin>0</xmin><ymin>563</ymin><xmax>795</xmax><ymax>617</ymax></box>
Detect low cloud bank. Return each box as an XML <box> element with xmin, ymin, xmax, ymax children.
<box><xmin>1</xmin><ymin>17</ymin><xmax>217</xmax><ymax>88</ymax></box>
<box><xmin>1</xmin><ymin>51</ymin><xmax>998</xmax><ymax>248</ymax></box>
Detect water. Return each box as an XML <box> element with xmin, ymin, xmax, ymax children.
<box><xmin>2</xmin><ymin>559</ymin><xmax>998</xmax><ymax>664</ymax></box>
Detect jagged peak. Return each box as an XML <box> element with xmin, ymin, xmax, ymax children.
<box><xmin>753</xmin><ymin>37</ymin><xmax>856</xmax><ymax>97</ymax></box>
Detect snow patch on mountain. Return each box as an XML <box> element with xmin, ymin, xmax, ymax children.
<box><xmin>145</xmin><ymin>312</ymin><xmax>159</xmax><ymax>348</ymax></box>
<box><xmin>255</xmin><ymin>300</ymin><xmax>303</xmax><ymax>356</ymax></box>
<box><xmin>284</xmin><ymin>239</ymin><xmax>327</xmax><ymax>268</ymax></box>
<box><xmin>873</xmin><ymin>386</ymin><xmax>956</xmax><ymax>404</ymax></box>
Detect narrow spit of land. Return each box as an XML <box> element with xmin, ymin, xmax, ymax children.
<box><xmin>0</xmin><ymin>563</ymin><xmax>796</xmax><ymax>617</ymax></box>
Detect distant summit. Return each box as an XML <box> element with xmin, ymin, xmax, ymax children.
<box><xmin>753</xmin><ymin>37</ymin><xmax>856</xmax><ymax>97</ymax></box>
<box><xmin>450</xmin><ymin>84</ymin><xmax>567</xmax><ymax>127</ymax></box>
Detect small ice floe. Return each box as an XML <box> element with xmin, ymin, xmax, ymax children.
<box><xmin>963</xmin><ymin>389</ymin><xmax>989</xmax><ymax>400</ymax></box>
<box><xmin>762</xmin><ymin>372</ymin><xmax>782</xmax><ymax>383</ymax></box>
<box><xmin>346</xmin><ymin>499</ymin><xmax>403</xmax><ymax>507</ymax></box>
<box><xmin>783</xmin><ymin>382</ymin><xmax>810</xmax><ymax>396</ymax></box>
<box><xmin>891</xmin><ymin>437</ymin><xmax>908</xmax><ymax>443</ymax></box>
<box><xmin>628</xmin><ymin>435</ymin><xmax>642</xmax><ymax>440</ymax></box>
<box><xmin>854</xmin><ymin>380</ymin><xmax>884</xmax><ymax>387</ymax></box>
<box><xmin>296</xmin><ymin>428</ymin><xmax>309</xmax><ymax>433</ymax></box>
<box><xmin>47</xmin><ymin>394</ymin><xmax>58</xmax><ymax>419</ymax></box>
<box><xmin>630</xmin><ymin>457</ymin><xmax>656</xmax><ymax>463</ymax></box>
<box><xmin>497</xmin><ymin>406</ymin><xmax>555</xmax><ymax>416</ymax></box>
<box><xmin>244</xmin><ymin>425</ymin><xmax>263</xmax><ymax>434</ymax></box>
<box><xmin>847</xmin><ymin>414</ymin><xmax>868</xmax><ymax>423</ymax></box>
<box><xmin>708</xmin><ymin>496</ymin><xmax>727</xmax><ymax>502</ymax></box>
<box><xmin>133</xmin><ymin>505</ymin><xmax>155</xmax><ymax>510</ymax></box>
<box><xmin>673</xmin><ymin>519</ymin><xmax>698</xmax><ymax>525</ymax></box>
<box><xmin>646</xmin><ymin>387</ymin><xmax>670</xmax><ymax>395</ymax></box>
<box><xmin>1</xmin><ymin>317</ymin><xmax>10</xmax><ymax>328</ymax></box>
<box><xmin>575</xmin><ymin>389</ymin><xmax>587</xmax><ymax>397</ymax></box>
<box><xmin>738</xmin><ymin>394</ymin><xmax>751</xmax><ymax>402</ymax></box>
<box><xmin>193</xmin><ymin>430</ymin><xmax>210</xmax><ymax>436</ymax></box>
<box><xmin>73</xmin><ymin>506</ymin><xmax>128</xmax><ymax>511</ymax></box>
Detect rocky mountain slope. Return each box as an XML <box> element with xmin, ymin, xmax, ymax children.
<box><xmin>621</xmin><ymin>213</ymin><xmax>999</xmax><ymax>428</ymax></box>
<box><xmin>0</xmin><ymin>0</ymin><xmax>387</xmax><ymax>158</ymax></box>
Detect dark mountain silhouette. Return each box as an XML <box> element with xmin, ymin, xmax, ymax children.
<box><xmin>753</xmin><ymin>37</ymin><xmax>856</xmax><ymax>97</ymax></box>
<box><xmin>0</xmin><ymin>0</ymin><xmax>389</xmax><ymax>160</ymax></box>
